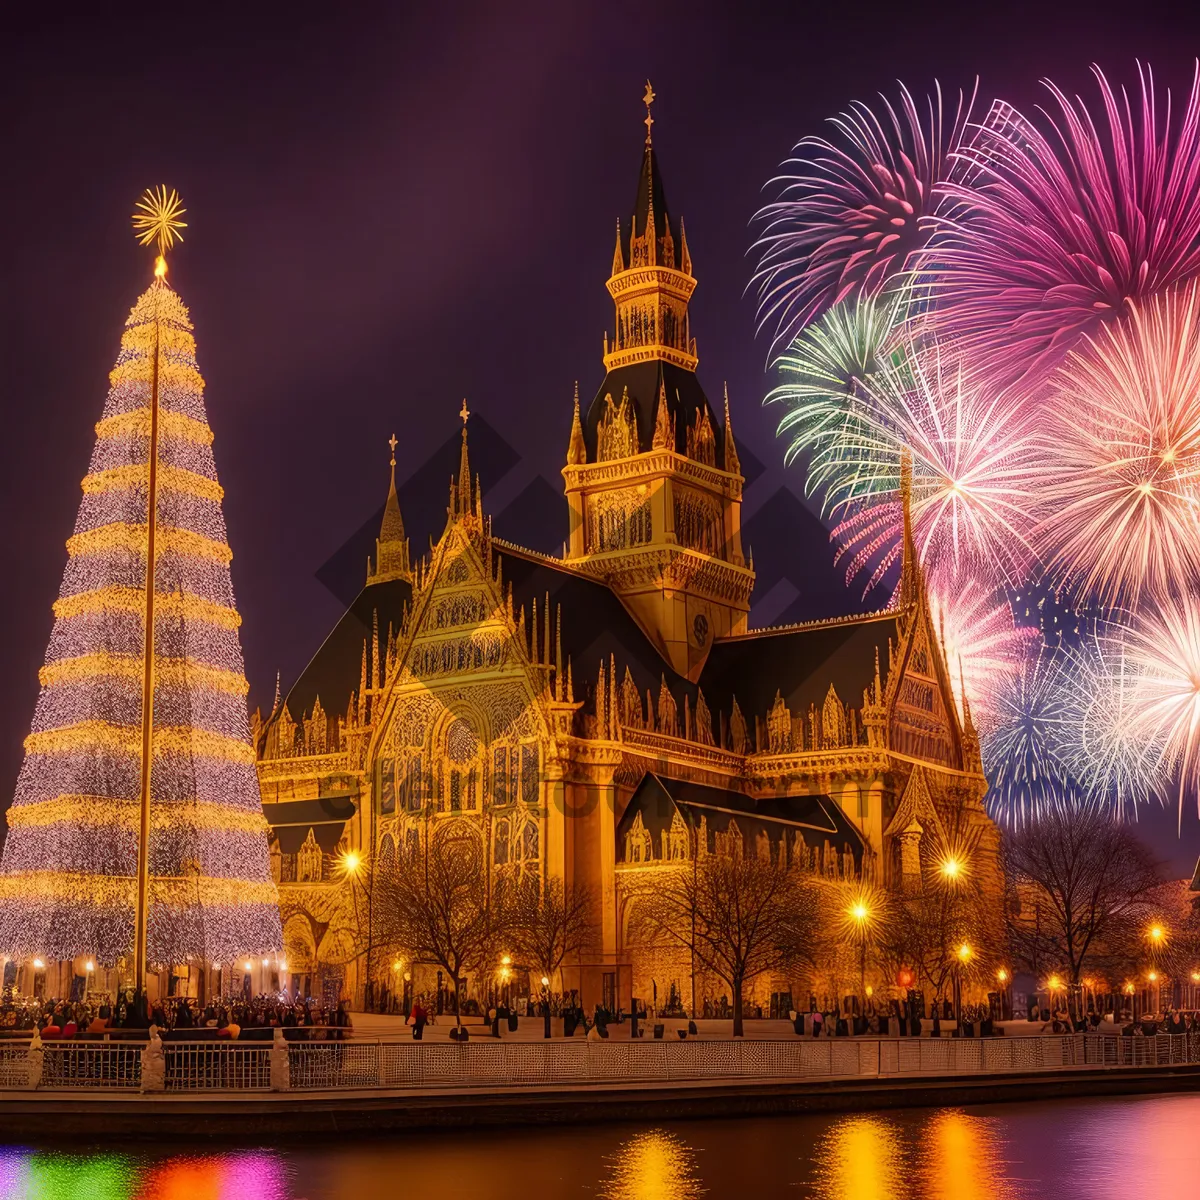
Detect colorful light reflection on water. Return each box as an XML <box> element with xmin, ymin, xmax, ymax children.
<box><xmin>0</xmin><ymin>1148</ymin><xmax>290</xmax><ymax>1200</ymax></box>
<box><xmin>1</xmin><ymin>1094</ymin><xmax>1199</xmax><ymax>1198</ymax></box>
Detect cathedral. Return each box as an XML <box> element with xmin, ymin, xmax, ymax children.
<box><xmin>254</xmin><ymin>97</ymin><xmax>1002</xmax><ymax>1013</ymax></box>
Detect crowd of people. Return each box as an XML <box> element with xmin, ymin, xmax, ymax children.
<box><xmin>0</xmin><ymin>992</ymin><xmax>355</xmax><ymax>1041</ymax></box>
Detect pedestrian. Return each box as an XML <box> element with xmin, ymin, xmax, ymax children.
<box><xmin>410</xmin><ymin>999</ymin><xmax>428</xmax><ymax>1040</ymax></box>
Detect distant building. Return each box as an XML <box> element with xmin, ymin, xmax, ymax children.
<box><xmin>255</xmin><ymin>100</ymin><xmax>1002</xmax><ymax>1014</ymax></box>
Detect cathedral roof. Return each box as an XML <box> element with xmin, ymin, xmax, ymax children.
<box><xmin>495</xmin><ymin>541</ymin><xmax>896</xmax><ymax>731</ymax></box>
<box><xmin>274</xmin><ymin>574</ymin><xmax>411</xmax><ymax>727</ymax></box>
<box><xmin>699</xmin><ymin>613</ymin><xmax>897</xmax><ymax>721</ymax></box>
<box><xmin>262</xmin><ymin>794</ymin><xmax>358</xmax><ymax>854</ymax></box>
<box><xmin>622</xmin><ymin>144</ymin><xmax>682</xmax><ymax>267</ymax></box>
<box><xmin>616</xmin><ymin>773</ymin><xmax>865</xmax><ymax>865</ymax></box>
<box><xmin>583</xmin><ymin>360</ymin><xmax>726</xmax><ymax>467</ymax></box>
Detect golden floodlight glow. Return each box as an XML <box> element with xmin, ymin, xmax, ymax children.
<box><xmin>1048</xmin><ymin>974</ymin><xmax>1062</xmax><ymax>990</ymax></box>
<box><xmin>941</xmin><ymin>856</ymin><xmax>962</xmax><ymax>881</ymax></box>
<box><xmin>957</xmin><ymin>943</ymin><xmax>972</xmax><ymax>962</ymax></box>
<box><xmin>244</xmin><ymin>961</ymin><xmax>252</xmax><ymax>971</ymax></box>
<box><xmin>997</xmin><ymin>967</ymin><xmax>1009</xmax><ymax>983</ymax></box>
<box><xmin>1148</xmin><ymin>969</ymin><xmax>1159</xmax><ymax>983</ymax></box>
<box><xmin>1150</xmin><ymin>924</ymin><xmax>1165</xmax><ymax>943</ymax></box>
<box><xmin>33</xmin><ymin>959</ymin><xmax>44</xmax><ymax>969</ymax></box>
<box><xmin>339</xmin><ymin>849</ymin><xmax>364</xmax><ymax>876</ymax></box>
<box><xmin>1124</xmin><ymin>982</ymin><xmax>1135</xmax><ymax>994</ymax></box>
<box><xmin>541</xmin><ymin>976</ymin><xmax>550</xmax><ymax>988</ymax></box>
<box><xmin>85</xmin><ymin>960</ymin><xmax>94</xmax><ymax>972</ymax></box>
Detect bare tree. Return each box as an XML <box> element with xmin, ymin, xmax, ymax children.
<box><xmin>509</xmin><ymin>877</ymin><xmax>594</xmax><ymax>989</ymax></box>
<box><xmin>633</xmin><ymin>850</ymin><xmax>818</xmax><ymax>1036</ymax></box>
<box><xmin>1005</xmin><ymin>809</ymin><xmax>1163</xmax><ymax>1006</ymax></box>
<box><xmin>373</xmin><ymin>832</ymin><xmax>508</xmax><ymax>1026</ymax></box>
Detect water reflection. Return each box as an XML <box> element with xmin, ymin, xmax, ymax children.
<box><xmin>0</xmin><ymin>1148</ymin><xmax>289</xmax><ymax>1200</ymax></box>
<box><xmin>810</xmin><ymin>1109</ymin><xmax>1022</xmax><ymax>1200</ymax></box>
<box><xmin>599</xmin><ymin>1130</ymin><xmax>704</xmax><ymax>1199</ymax></box>
<box><xmin>811</xmin><ymin>1115</ymin><xmax>908</xmax><ymax>1199</ymax></box>
<box><xmin>920</xmin><ymin>1111</ymin><xmax>1022</xmax><ymax>1200</ymax></box>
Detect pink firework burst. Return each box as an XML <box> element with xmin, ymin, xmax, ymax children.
<box><xmin>1126</xmin><ymin>594</ymin><xmax>1200</xmax><ymax>815</ymax></box>
<box><xmin>936</xmin><ymin>63</ymin><xmax>1200</xmax><ymax>387</ymax></box>
<box><xmin>928</xmin><ymin>575</ymin><xmax>1040</xmax><ymax>732</ymax></box>
<box><xmin>753</xmin><ymin>81</ymin><xmax>976</xmax><ymax>357</ymax></box>
<box><xmin>1035</xmin><ymin>282</ymin><xmax>1200</xmax><ymax>607</ymax></box>
<box><xmin>831</xmin><ymin>346</ymin><xmax>1040</xmax><ymax>596</ymax></box>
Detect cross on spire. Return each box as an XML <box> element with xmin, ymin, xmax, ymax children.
<box><xmin>643</xmin><ymin>80</ymin><xmax>656</xmax><ymax>145</ymax></box>
<box><xmin>459</xmin><ymin>398</ymin><xmax>470</xmax><ymax>427</ymax></box>
<box><xmin>388</xmin><ymin>433</ymin><xmax>397</xmax><ymax>468</ymax></box>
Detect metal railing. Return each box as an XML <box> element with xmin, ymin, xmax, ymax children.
<box><xmin>3</xmin><ymin>1033</ymin><xmax>1197</xmax><ymax>1094</ymax></box>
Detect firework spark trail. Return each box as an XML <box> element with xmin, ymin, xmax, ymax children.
<box><xmin>829</xmin><ymin>345</ymin><xmax>1040</xmax><ymax>594</ymax></box>
<box><xmin>1125</xmin><ymin>595</ymin><xmax>1200</xmax><ymax>815</ymax></box>
<box><xmin>753</xmin><ymin>81</ymin><xmax>976</xmax><ymax>357</ymax></box>
<box><xmin>929</xmin><ymin>577</ymin><xmax>1040</xmax><ymax>733</ymax></box>
<box><xmin>1057</xmin><ymin>624</ymin><xmax>1168</xmax><ymax>818</ymax></box>
<box><xmin>1035</xmin><ymin>283</ymin><xmax>1200</xmax><ymax>607</ymax></box>
<box><xmin>935</xmin><ymin>63</ymin><xmax>1200</xmax><ymax>388</ymax></box>
<box><xmin>981</xmin><ymin>644</ymin><xmax>1078</xmax><ymax>827</ymax></box>
<box><xmin>766</xmin><ymin>295</ymin><xmax>904</xmax><ymax>502</ymax></box>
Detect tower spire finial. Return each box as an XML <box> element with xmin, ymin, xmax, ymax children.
<box><xmin>388</xmin><ymin>432</ymin><xmax>397</xmax><ymax>470</ymax></box>
<box><xmin>643</xmin><ymin>80</ymin><xmax>656</xmax><ymax>145</ymax></box>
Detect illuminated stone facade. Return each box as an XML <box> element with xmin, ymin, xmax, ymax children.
<box><xmin>255</xmin><ymin>111</ymin><xmax>1002</xmax><ymax>1013</ymax></box>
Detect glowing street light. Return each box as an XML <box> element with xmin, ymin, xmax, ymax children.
<box><xmin>940</xmin><ymin>856</ymin><xmax>963</xmax><ymax>882</ymax></box>
<box><xmin>849</xmin><ymin>900</ymin><xmax>870</xmax><ymax>923</ymax></box>
<box><xmin>339</xmin><ymin>849</ymin><xmax>364</xmax><ymax>876</ymax></box>
<box><xmin>996</xmin><ymin>968</ymin><xmax>1009</xmax><ymax>984</ymax></box>
<box><xmin>957</xmin><ymin>943</ymin><xmax>972</xmax><ymax>963</ymax></box>
<box><xmin>1048</xmin><ymin>974</ymin><xmax>1062</xmax><ymax>991</ymax></box>
<box><xmin>244</xmin><ymin>960</ymin><xmax>252</xmax><ymax>972</ymax></box>
<box><xmin>1148</xmin><ymin>969</ymin><xmax>1159</xmax><ymax>984</ymax></box>
<box><xmin>32</xmin><ymin>959</ymin><xmax>44</xmax><ymax>970</ymax></box>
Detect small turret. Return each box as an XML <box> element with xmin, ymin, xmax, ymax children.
<box><xmin>368</xmin><ymin>433</ymin><xmax>412</xmax><ymax>585</ymax></box>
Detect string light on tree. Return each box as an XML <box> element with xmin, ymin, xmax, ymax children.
<box><xmin>0</xmin><ymin>189</ymin><xmax>281</xmax><ymax>972</ymax></box>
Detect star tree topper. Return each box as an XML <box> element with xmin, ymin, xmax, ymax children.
<box><xmin>132</xmin><ymin>185</ymin><xmax>187</xmax><ymax>277</ymax></box>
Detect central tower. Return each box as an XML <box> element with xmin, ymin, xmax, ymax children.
<box><xmin>562</xmin><ymin>84</ymin><xmax>754</xmax><ymax>680</ymax></box>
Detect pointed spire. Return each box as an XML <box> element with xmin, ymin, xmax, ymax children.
<box><xmin>679</xmin><ymin>214</ymin><xmax>692</xmax><ymax>276</ymax></box>
<box><xmin>723</xmin><ymin>383</ymin><xmax>741</xmax><ymax>477</ymax></box>
<box><xmin>369</xmin><ymin>433</ymin><xmax>412</xmax><ymax>584</ymax></box>
<box><xmin>555</xmin><ymin>606</ymin><xmax>563</xmax><ymax>702</ymax></box>
<box><xmin>452</xmin><ymin>398</ymin><xmax>472</xmax><ymax>518</ymax></box>
<box><xmin>611</xmin><ymin>219</ymin><xmax>625</xmax><ymax>275</ymax></box>
<box><xmin>652</xmin><ymin>376</ymin><xmax>672</xmax><ymax>450</ymax></box>
<box><xmin>545</xmin><ymin>593</ymin><xmax>552</xmax><ymax>674</ymax></box>
<box><xmin>371</xmin><ymin>609</ymin><xmax>380</xmax><ymax>691</ymax></box>
<box><xmin>899</xmin><ymin>446</ymin><xmax>920</xmax><ymax>610</ymax></box>
<box><xmin>567</xmin><ymin>381</ymin><xmax>586</xmax><ymax>465</ymax></box>
<box><xmin>566</xmin><ymin>657</ymin><xmax>574</xmax><ymax>704</ymax></box>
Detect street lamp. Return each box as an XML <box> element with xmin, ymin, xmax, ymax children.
<box><xmin>940</xmin><ymin>856</ymin><xmax>963</xmax><ymax>882</ymax></box>
<box><xmin>540</xmin><ymin>974</ymin><xmax>551</xmax><ymax>1039</ymax></box>
<box><xmin>953</xmin><ymin>944</ymin><xmax>971</xmax><ymax>1027</ymax></box>
<box><xmin>996</xmin><ymin>967</ymin><xmax>1010</xmax><ymax>1020</ymax></box>
<box><xmin>846</xmin><ymin>896</ymin><xmax>873</xmax><ymax>1016</ymax></box>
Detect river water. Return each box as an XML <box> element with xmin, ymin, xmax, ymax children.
<box><xmin>1</xmin><ymin>1092</ymin><xmax>1195</xmax><ymax>1198</ymax></box>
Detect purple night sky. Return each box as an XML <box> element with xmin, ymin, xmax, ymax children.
<box><xmin>5</xmin><ymin>1</ymin><xmax>1199</xmax><ymax>873</ymax></box>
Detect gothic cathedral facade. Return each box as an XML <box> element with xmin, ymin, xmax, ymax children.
<box><xmin>254</xmin><ymin>108</ymin><xmax>1001</xmax><ymax>1013</ymax></box>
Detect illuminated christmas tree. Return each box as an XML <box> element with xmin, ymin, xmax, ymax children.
<box><xmin>0</xmin><ymin>189</ymin><xmax>282</xmax><ymax>971</ymax></box>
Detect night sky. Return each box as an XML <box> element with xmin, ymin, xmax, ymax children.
<box><xmin>5</xmin><ymin>2</ymin><xmax>1200</xmax><ymax>873</ymax></box>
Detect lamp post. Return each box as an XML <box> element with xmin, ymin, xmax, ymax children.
<box><xmin>403</xmin><ymin>972</ymin><xmax>412</xmax><ymax>1017</ymax></box>
<box><xmin>847</xmin><ymin>897</ymin><xmax>872</xmax><ymax>1017</ymax></box>
<box><xmin>996</xmin><ymin>967</ymin><xmax>1009</xmax><ymax>1021</ymax></box>
<box><xmin>338</xmin><ymin>849</ymin><xmax>372</xmax><ymax>1009</ymax></box>
<box><xmin>541</xmin><ymin>975</ymin><xmax>551</xmax><ymax>1039</ymax></box>
<box><xmin>955</xmin><ymin>943</ymin><xmax>972</xmax><ymax>1028</ymax></box>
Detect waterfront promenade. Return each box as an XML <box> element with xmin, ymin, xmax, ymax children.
<box><xmin>1</xmin><ymin>1024</ymin><xmax>1197</xmax><ymax>1138</ymax></box>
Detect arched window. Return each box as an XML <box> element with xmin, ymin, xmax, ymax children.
<box><xmin>494</xmin><ymin>819</ymin><xmax>510</xmax><ymax>866</ymax></box>
<box><xmin>405</xmin><ymin>827</ymin><xmax>420</xmax><ymax>858</ymax></box>
<box><xmin>522</xmin><ymin>820</ymin><xmax>539</xmax><ymax>862</ymax></box>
